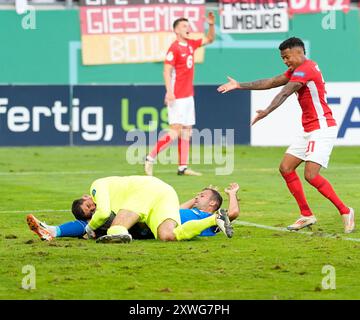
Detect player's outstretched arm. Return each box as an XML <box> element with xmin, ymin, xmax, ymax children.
<box><xmin>202</xmin><ymin>11</ymin><xmax>215</xmax><ymax>46</ymax></box>
<box><xmin>225</xmin><ymin>183</ymin><xmax>240</xmax><ymax>221</ymax></box>
<box><xmin>251</xmin><ymin>81</ymin><xmax>303</xmax><ymax>126</ymax></box>
<box><xmin>217</xmin><ymin>74</ymin><xmax>289</xmax><ymax>93</ymax></box>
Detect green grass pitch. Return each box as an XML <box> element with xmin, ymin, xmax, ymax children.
<box><xmin>0</xmin><ymin>145</ymin><xmax>359</xmax><ymax>300</ymax></box>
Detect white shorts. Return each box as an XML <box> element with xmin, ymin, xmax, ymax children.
<box><xmin>167</xmin><ymin>96</ymin><xmax>195</xmax><ymax>126</ymax></box>
<box><xmin>286</xmin><ymin>126</ymin><xmax>338</xmax><ymax>168</ymax></box>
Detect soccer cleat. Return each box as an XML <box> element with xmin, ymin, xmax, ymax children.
<box><xmin>215</xmin><ymin>208</ymin><xmax>233</xmax><ymax>238</ymax></box>
<box><xmin>177</xmin><ymin>167</ymin><xmax>202</xmax><ymax>176</ymax></box>
<box><xmin>342</xmin><ymin>207</ymin><xmax>355</xmax><ymax>234</ymax></box>
<box><xmin>26</xmin><ymin>214</ymin><xmax>54</xmax><ymax>241</ymax></box>
<box><xmin>287</xmin><ymin>215</ymin><xmax>317</xmax><ymax>231</ymax></box>
<box><xmin>96</xmin><ymin>233</ymin><xmax>133</xmax><ymax>244</ymax></box>
<box><xmin>144</xmin><ymin>157</ymin><xmax>154</xmax><ymax>176</ymax></box>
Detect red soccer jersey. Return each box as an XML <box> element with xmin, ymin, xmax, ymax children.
<box><xmin>164</xmin><ymin>38</ymin><xmax>202</xmax><ymax>99</ymax></box>
<box><xmin>284</xmin><ymin>59</ymin><xmax>337</xmax><ymax>132</ymax></box>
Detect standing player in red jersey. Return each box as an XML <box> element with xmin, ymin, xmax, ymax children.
<box><xmin>145</xmin><ymin>12</ymin><xmax>215</xmax><ymax>177</ymax></box>
<box><xmin>217</xmin><ymin>37</ymin><xmax>355</xmax><ymax>233</ymax></box>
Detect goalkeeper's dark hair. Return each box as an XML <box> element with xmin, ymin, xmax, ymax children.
<box><xmin>72</xmin><ymin>198</ymin><xmax>87</xmax><ymax>220</ymax></box>
<box><xmin>279</xmin><ymin>37</ymin><xmax>306</xmax><ymax>55</ymax></box>
<box><xmin>203</xmin><ymin>188</ymin><xmax>223</xmax><ymax>211</ymax></box>
<box><xmin>173</xmin><ymin>17</ymin><xmax>188</xmax><ymax>30</ymax></box>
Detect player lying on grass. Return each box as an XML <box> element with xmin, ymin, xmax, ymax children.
<box><xmin>28</xmin><ymin>214</ymin><xmax>155</xmax><ymax>241</ymax></box>
<box><xmin>27</xmin><ymin>177</ymin><xmax>240</xmax><ymax>243</ymax></box>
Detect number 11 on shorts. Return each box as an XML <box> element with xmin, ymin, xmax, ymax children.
<box><xmin>306</xmin><ymin>140</ymin><xmax>315</xmax><ymax>154</ymax></box>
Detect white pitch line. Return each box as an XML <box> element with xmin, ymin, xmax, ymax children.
<box><xmin>0</xmin><ymin>166</ymin><xmax>358</xmax><ymax>176</ymax></box>
<box><xmin>2</xmin><ymin>207</ymin><xmax>360</xmax><ymax>243</ymax></box>
<box><xmin>0</xmin><ymin>171</ymin><xmax>106</xmax><ymax>176</ymax></box>
<box><xmin>0</xmin><ymin>209</ymin><xmax>68</xmax><ymax>214</ymax></box>
<box><xmin>234</xmin><ymin>220</ymin><xmax>360</xmax><ymax>243</ymax></box>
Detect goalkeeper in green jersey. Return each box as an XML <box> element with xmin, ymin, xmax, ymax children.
<box><xmin>71</xmin><ymin>175</ymin><xmax>233</xmax><ymax>243</ymax></box>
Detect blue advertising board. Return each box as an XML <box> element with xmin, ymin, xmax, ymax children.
<box><xmin>0</xmin><ymin>85</ymin><xmax>250</xmax><ymax>146</ymax></box>
<box><xmin>0</xmin><ymin>86</ymin><xmax>70</xmax><ymax>146</ymax></box>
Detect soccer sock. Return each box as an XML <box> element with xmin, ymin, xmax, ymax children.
<box><xmin>173</xmin><ymin>215</ymin><xmax>216</xmax><ymax>240</ymax></box>
<box><xmin>149</xmin><ymin>133</ymin><xmax>173</xmax><ymax>159</ymax></box>
<box><xmin>46</xmin><ymin>225</ymin><xmax>57</xmax><ymax>237</ymax></box>
<box><xmin>57</xmin><ymin>220</ymin><xmax>88</xmax><ymax>237</ymax></box>
<box><xmin>281</xmin><ymin>171</ymin><xmax>313</xmax><ymax>217</ymax></box>
<box><xmin>178</xmin><ymin>137</ymin><xmax>190</xmax><ymax>168</ymax></box>
<box><xmin>308</xmin><ymin>175</ymin><xmax>350</xmax><ymax>215</ymax></box>
<box><xmin>107</xmin><ymin>225</ymin><xmax>129</xmax><ymax>236</ymax></box>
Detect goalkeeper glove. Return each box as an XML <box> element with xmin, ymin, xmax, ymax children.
<box><xmin>85</xmin><ymin>224</ymin><xmax>96</xmax><ymax>239</ymax></box>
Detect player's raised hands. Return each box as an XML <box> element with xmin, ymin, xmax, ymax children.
<box><xmin>225</xmin><ymin>183</ymin><xmax>239</xmax><ymax>195</ymax></box>
<box><xmin>206</xmin><ymin>11</ymin><xmax>215</xmax><ymax>25</ymax></box>
<box><xmin>217</xmin><ymin>76</ymin><xmax>239</xmax><ymax>93</ymax></box>
<box><xmin>251</xmin><ymin>109</ymin><xmax>269</xmax><ymax>126</ymax></box>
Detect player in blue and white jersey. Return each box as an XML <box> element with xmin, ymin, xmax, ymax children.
<box><xmin>27</xmin><ymin>183</ymin><xmax>240</xmax><ymax>241</ymax></box>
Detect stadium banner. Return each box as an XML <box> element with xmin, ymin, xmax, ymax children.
<box><xmin>72</xmin><ymin>85</ymin><xmax>250</xmax><ymax>145</ymax></box>
<box><xmin>79</xmin><ymin>0</ymin><xmax>206</xmax><ymax>64</ymax></box>
<box><xmin>288</xmin><ymin>0</ymin><xmax>350</xmax><ymax>15</ymax></box>
<box><xmin>219</xmin><ymin>0</ymin><xmax>289</xmax><ymax>33</ymax></box>
<box><xmin>250</xmin><ymin>82</ymin><xmax>360</xmax><ymax>146</ymax></box>
<box><xmin>0</xmin><ymin>86</ymin><xmax>70</xmax><ymax>146</ymax></box>
<box><xmin>0</xmin><ymin>85</ymin><xmax>250</xmax><ymax>146</ymax></box>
